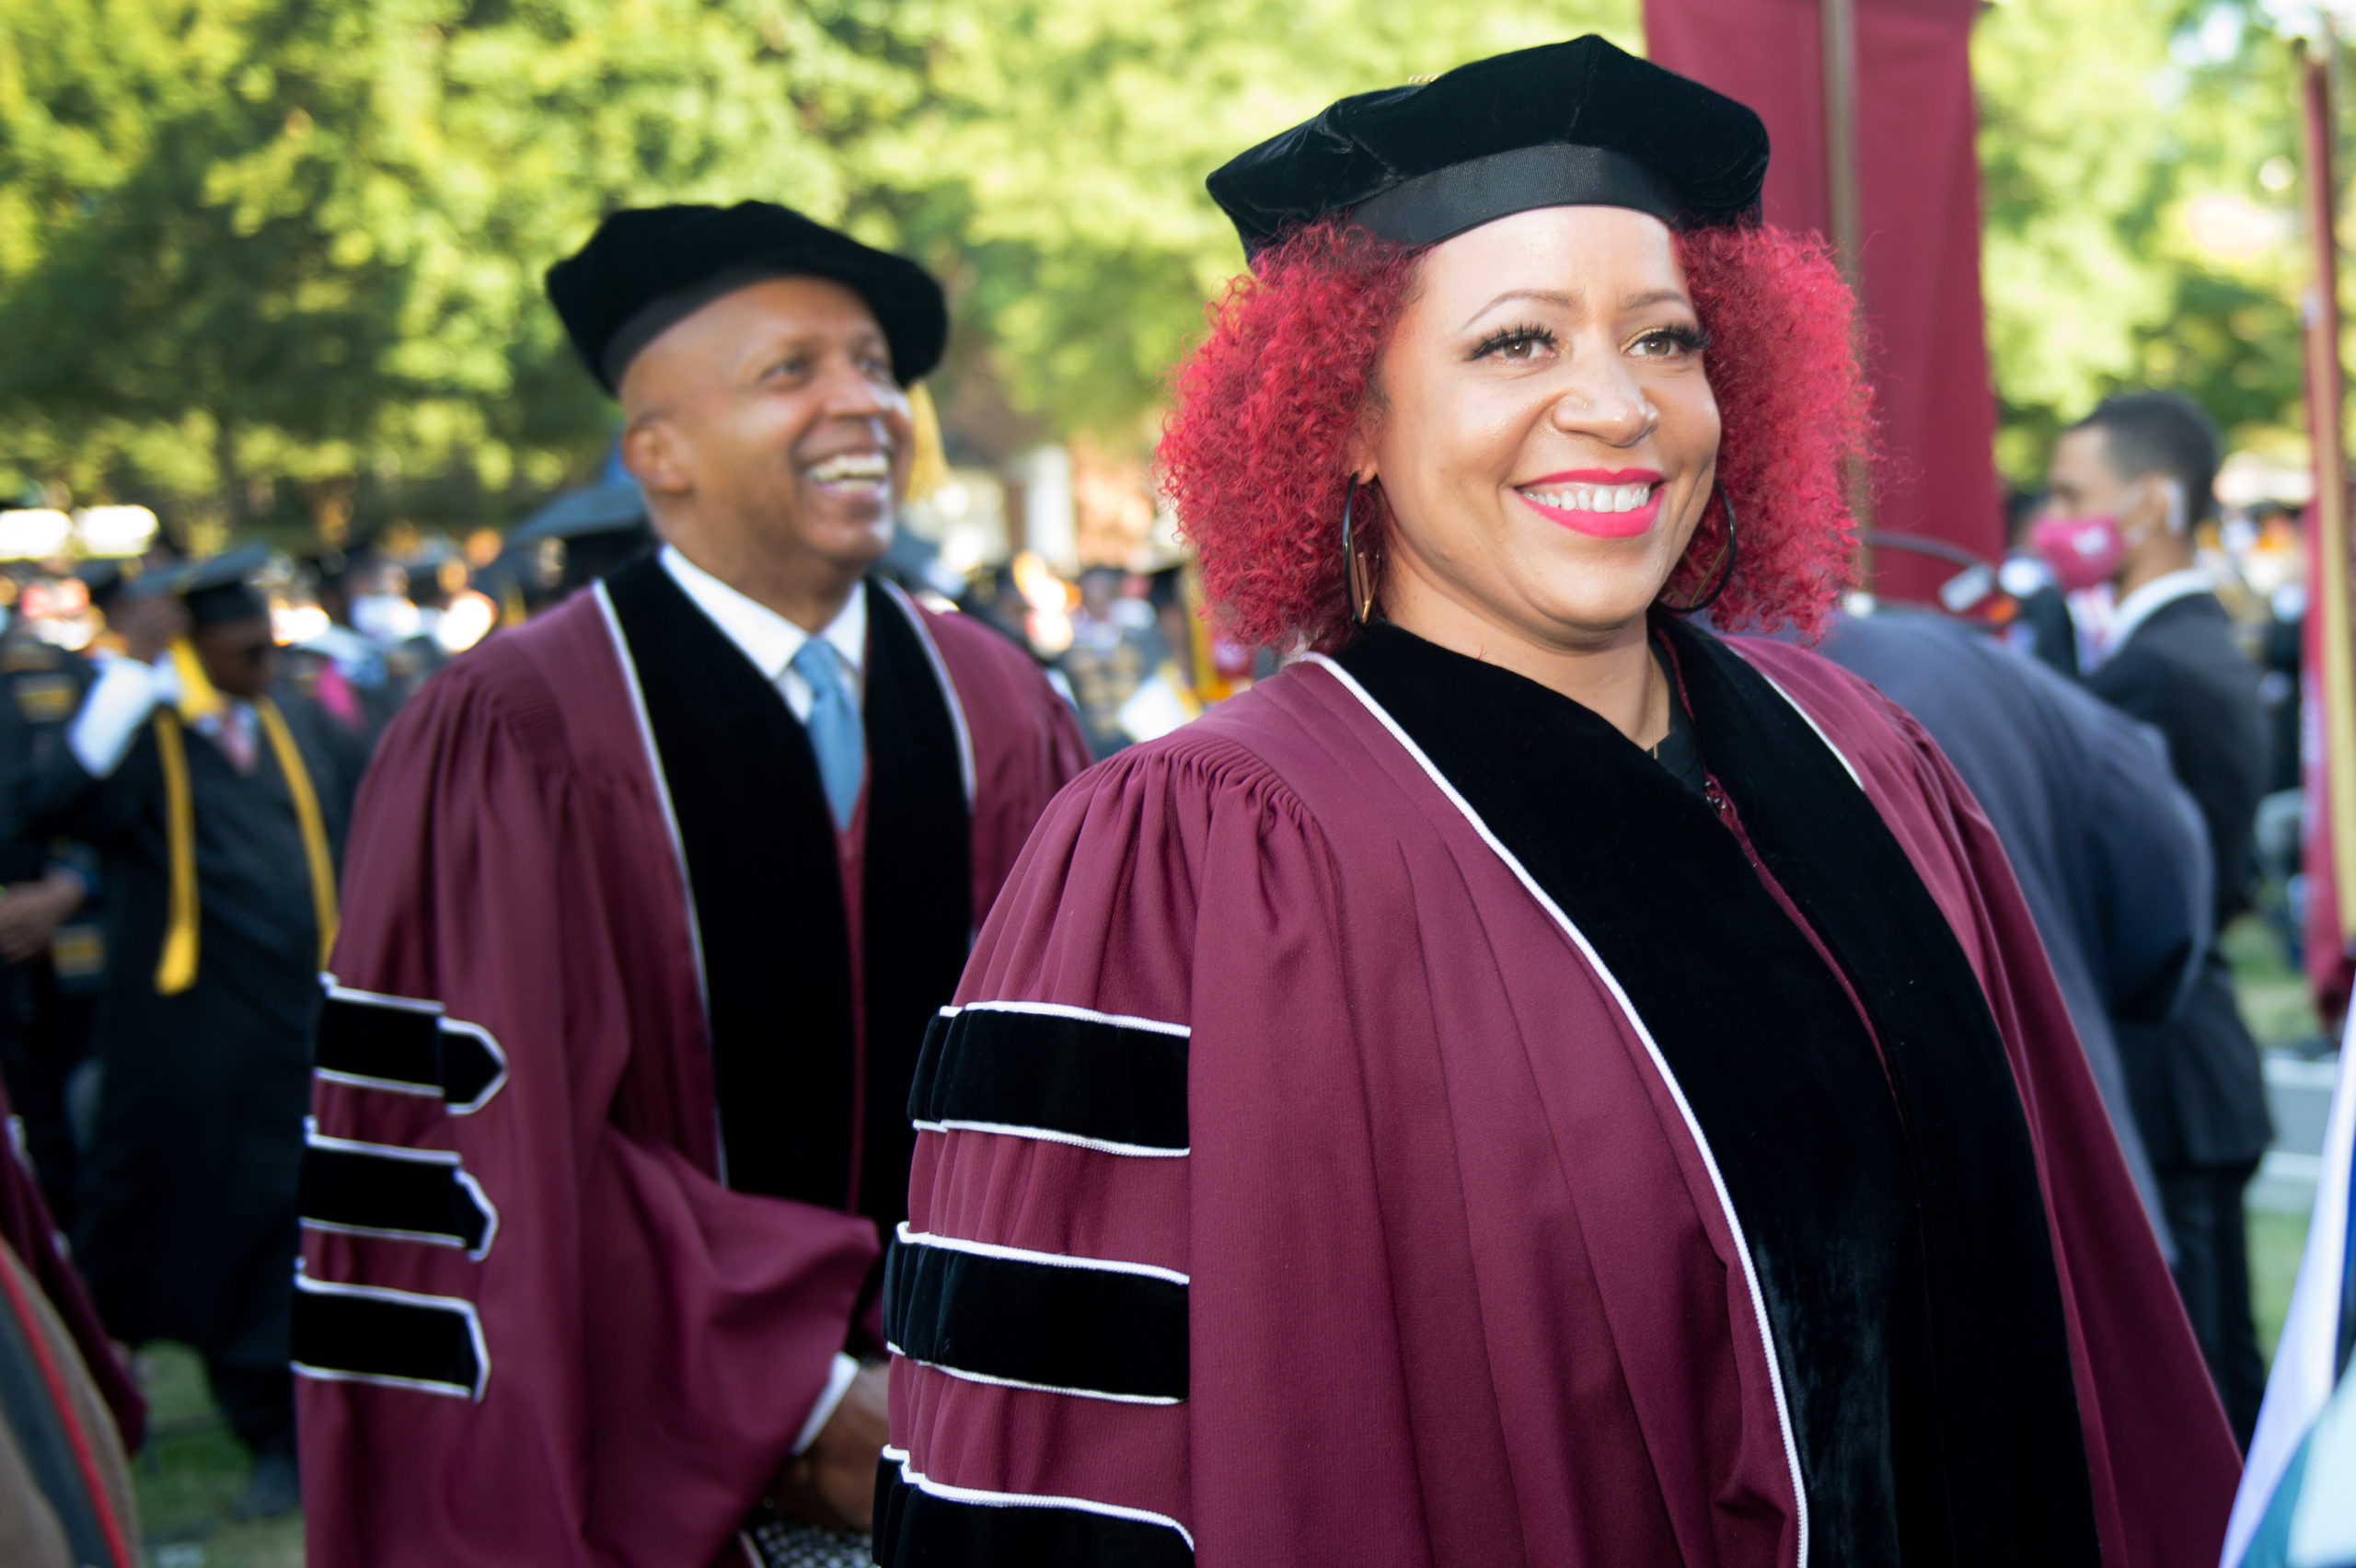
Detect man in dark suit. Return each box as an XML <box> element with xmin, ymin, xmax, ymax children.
<box><xmin>2044</xmin><ymin>390</ymin><xmax>2273</xmax><ymax>1443</ymax></box>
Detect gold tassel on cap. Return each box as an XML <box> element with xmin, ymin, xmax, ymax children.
<box><xmin>904</xmin><ymin>382</ymin><xmax>950</xmax><ymax>503</ymax></box>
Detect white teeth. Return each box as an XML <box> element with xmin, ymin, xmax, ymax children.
<box><xmin>808</xmin><ymin>453</ymin><xmax>890</xmax><ymax>483</ymax></box>
<box><xmin>1523</xmin><ymin>482</ymin><xmax>1654</xmax><ymax>513</ymax></box>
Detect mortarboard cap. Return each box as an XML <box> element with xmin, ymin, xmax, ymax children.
<box><xmin>1207</xmin><ymin>35</ymin><xmax>1769</xmax><ymax>262</ymax></box>
<box><xmin>156</xmin><ymin>546</ymin><xmax>273</xmax><ymax>627</ymax></box>
<box><xmin>76</xmin><ymin>559</ymin><xmax>140</xmax><ymax>616</ymax></box>
<box><xmin>508</xmin><ymin>481</ymin><xmax>650</xmax><ymax>547</ymax></box>
<box><xmin>545</xmin><ymin>202</ymin><xmax>948</xmax><ymax>395</ymax></box>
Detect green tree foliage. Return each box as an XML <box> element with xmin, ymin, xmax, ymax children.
<box><xmin>1975</xmin><ymin>0</ymin><xmax>2310</xmax><ymax>480</ymax></box>
<box><xmin>0</xmin><ymin>0</ymin><xmax>954</xmax><ymax>534</ymax></box>
<box><xmin>0</xmin><ymin>0</ymin><xmax>2334</xmax><ymax>527</ymax></box>
<box><xmin>0</xmin><ymin>0</ymin><xmax>1639</xmax><ymax>533</ymax></box>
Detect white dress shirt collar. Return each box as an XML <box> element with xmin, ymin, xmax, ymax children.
<box><xmin>658</xmin><ymin>544</ymin><xmax>866</xmax><ymax>685</ymax></box>
<box><xmin>2105</xmin><ymin>567</ymin><xmax>2213</xmax><ymax>659</ymax></box>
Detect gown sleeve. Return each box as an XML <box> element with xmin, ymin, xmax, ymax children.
<box><xmin>880</xmin><ymin>733</ymin><xmax>1348</xmax><ymax>1568</ymax></box>
<box><xmin>296</xmin><ymin>657</ymin><xmax>880</xmax><ymax>1568</ymax></box>
<box><xmin>1852</xmin><ymin>692</ymin><xmax>2242</xmax><ymax>1566</ymax></box>
<box><xmin>9</xmin><ymin>723</ymin><xmax>149</xmax><ymax>852</ymax></box>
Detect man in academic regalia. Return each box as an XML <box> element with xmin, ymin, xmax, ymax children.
<box><xmin>2041</xmin><ymin>390</ymin><xmax>2275</xmax><ymax>1444</ymax></box>
<box><xmin>12</xmin><ymin>551</ymin><xmax>356</xmax><ymax>1519</ymax></box>
<box><xmin>294</xmin><ymin>202</ymin><xmax>1088</xmax><ymax>1568</ymax></box>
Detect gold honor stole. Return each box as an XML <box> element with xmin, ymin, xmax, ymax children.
<box><xmin>152</xmin><ymin>638</ymin><xmax>338</xmax><ymax>995</ymax></box>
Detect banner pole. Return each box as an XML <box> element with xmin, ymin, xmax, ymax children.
<box><xmin>1821</xmin><ymin>0</ymin><xmax>1876</xmax><ymax>578</ymax></box>
<box><xmin>2299</xmin><ymin>28</ymin><xmax>2356</xmax><ymax>951</ymax></box>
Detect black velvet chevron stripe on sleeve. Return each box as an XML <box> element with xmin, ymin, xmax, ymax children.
<box><xmin>290</xmin><ymin>1279</ymin><xmax>486</xmax><ymax>1400</ymax></box>
<box><xmin>883</xmin><ymin>1234</ymin><xmax>1187</xmax><ymax>1403</ymax></box>
<box><xmin>298</xmin><ymin>1139</ymin><xmax>496</xmax><ymax>1257</ymax></box>
<box><xmin>313</xmin><ymin>990</ymin><xmax>505</xmax><ymax>1114</ymax></box>
<box><xmin>907</xmin><ymin>1007</ymin><xmax>1187</xmax><ymax>1152</ymax></box>
<box><xmin>873</xmin><ymin>1454</ymin><xmax>1195</xmax><ymax>1568</ymax></box>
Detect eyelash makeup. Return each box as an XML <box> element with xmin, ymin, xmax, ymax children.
<box><xmin>1639</xmin><ymin>324</ymin><xmax>1712</xmax><ymax>354</ymax></box>
<box><xmin>1468</xmin><ymin>323</ymin><xmax>1559</xmax><ymax>361</ymax></box>
<box><xmin>1466</xmin><ymin>322</ymin><xmax>1713</xmax><ymax>362</ymax></box>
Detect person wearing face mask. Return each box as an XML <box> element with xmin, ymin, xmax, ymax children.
<box><xmin>2038</xmin><ymin>392</ymin><xmax>2274</xmax><ymax>1447</ymax></box>
<box><xmin>879</xmin><ymin>40</ymin><xmax>2236</xmax><ymax>1568</ymax></box>
<box><xmin>294</xmin><ymin>205</ymin><xmax>1088</xmax><ymax>1568</ymax></box>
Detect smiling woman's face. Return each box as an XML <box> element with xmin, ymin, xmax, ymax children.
<box><xmin>1360</xmin><ymin>205</ymin><xmax>1722</xmax><ymax>651</ymax></box>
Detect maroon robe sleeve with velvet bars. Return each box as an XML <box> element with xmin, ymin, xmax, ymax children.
<box><xmin>882</xmin><ymin>629</ymin><xmax>2240</xmax><ymax>1568</ymax></box>
<box><xmin>295</xmin><ymin>584</ymin><xmax>1083</xmax><ymax>1568</ymax></box>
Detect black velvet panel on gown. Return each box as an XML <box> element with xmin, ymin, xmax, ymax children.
<box><xmin>1334</xmin><ymin>617</ymin><xmax>2098</xmax><ymax>1567</ymax></box>
<box><xmin>603</xmin><ymin>561</ymin><xmax>969</xmax><ymax>1234</ymax></box>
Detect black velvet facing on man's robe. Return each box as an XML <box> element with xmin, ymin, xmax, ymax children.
<box><xmin>856</xmin><ymin>592</ymin><xmax>976</xmax><ymax>1227</ymax></box>
<box><xmin>603</xmin><ymin>561</ymin><xmax>970</xmax><ymax>1232</ymax></box>
<box><xmin>1334</xmin><ymin>618</ymin><xmax>2099</xmax><ymax>1567</ymax></box>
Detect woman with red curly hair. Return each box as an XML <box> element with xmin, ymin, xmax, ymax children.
<box><xmin>881</xmin><ymin>39</ymin><xmax>2237</xmax><ymax>1568</ymax></box>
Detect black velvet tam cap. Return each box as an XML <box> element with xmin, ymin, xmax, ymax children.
<box><xmin>545</xmin><ymin>202</ymin><xmax>948</xmax><ymax>394</ymax></box>
<box><xmin>1207</xmin><ymin>35</ymin><xmax>1769</xmax><ymax>260</ymax></box>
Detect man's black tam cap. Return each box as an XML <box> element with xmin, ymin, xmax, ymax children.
<box><xmin>545</xmin><ymin>202</ymin><xmax>948</xmax><ymax>394</ymax></box>
<box><xmin>1207</xmin><ymin>35</ymin><xmax>1769</xmax><ymax>261</ymax></box>
<box><xmin>159</xmin><ymin>546</ymin><xmax>274</xmax><ymax>627</ymax></box>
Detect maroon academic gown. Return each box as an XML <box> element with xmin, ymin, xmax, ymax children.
<box><xmin>882</xmin><ymin>617</ymin><xmax>2240</xmax><ymax>1567</ymax></box>
<box><xmin>294</xmin><ymin>561</ymin><xmax>1086</xmax><ymax>1568</ymax></box>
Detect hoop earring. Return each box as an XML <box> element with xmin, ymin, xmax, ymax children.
<box><xmin>1341</xmin><ymin>480</ymin><xmax>1378</xmax><ymax>627</ymax></box>
<box><xmin>1664</xmin><ymin>486</ymin><xmax>1738</xmax><ymax>617</ymax></box>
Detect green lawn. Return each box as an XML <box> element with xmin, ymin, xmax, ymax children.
<box><xmin>2223</xmin><ymin>912</ymin><xmax>2322</xmax><ymax>1369</ymax></box>
<box><xmin>2222</xmin><ymin>912</ymin><xmax>2328</xmax><ymax>1052</ymax></box>
<box><xmin>131</xmin><ymin>1345</ymin><xmax>302</xmax><ymax>1568</ymax></box>
<box><xmin>2250</xmin><ymin>1204</ymin><xmax>2312</xmax><ymax>1363</ymax></box>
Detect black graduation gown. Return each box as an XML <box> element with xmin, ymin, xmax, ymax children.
<box><xmin>15</xmin><ymin>700</ymin><xmax>352</xmax><ymax>1366</ymax></box>
<box><xmin>0</xmin><ymin>640</ymin><xmax>98</xmax><ymax>1226</ymax></box>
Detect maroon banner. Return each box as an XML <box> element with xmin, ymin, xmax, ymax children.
<box><xmin>1646</xmin><ymin>0</ymin><xmax>2002</xmax><ymax>605</ymax></box>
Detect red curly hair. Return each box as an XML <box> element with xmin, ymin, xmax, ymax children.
<box><xmin>1158</xmin><ymin>219</ymin><xmax>1871</xmax><ymax>651</ymax></box>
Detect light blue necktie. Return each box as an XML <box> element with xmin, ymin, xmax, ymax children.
<box><xmin>792</xmin><ymin>638</ymin><xmax>864</xmax><ymax>830</ymax></box>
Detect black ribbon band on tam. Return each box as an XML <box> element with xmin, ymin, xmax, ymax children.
<box><xmin>1348</xmin><ymin>143</ymin><xmax>1684</xmax><ymax>248</ymax></box>
<box><xmin>600</xmin><ymin>262</ymin><xmax>790</xmax><ymax>387</ymax></box>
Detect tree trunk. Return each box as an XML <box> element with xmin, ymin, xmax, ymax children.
<box><xmin>214</xmin><ymin>411</ymin><xmax>248</xmax><ymax>530</ymax></box>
